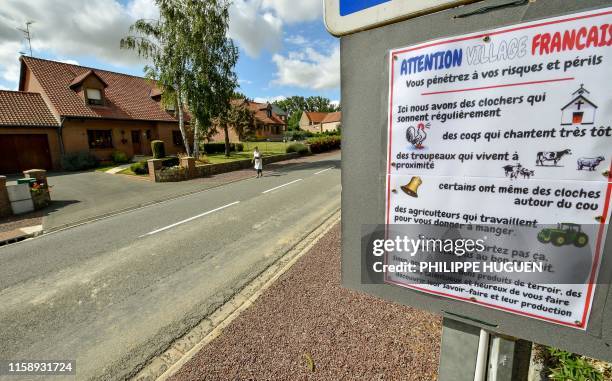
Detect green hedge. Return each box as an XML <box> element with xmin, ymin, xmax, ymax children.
<box><xmin>201</xmin><ymin>142</ymin><xmax>244</xmax><ymax>154</ymax></box>
<box><xmin>111</xmin><ymin>151</ymin><xmax>130</xmax><ymax>164</ymax></box>
<box><xmin>130</xmin><ymin>161</ymin><xmax>149</xmax><ymax>175</ymax></box>
<box><xmin>151</xmin><ymin>140</ymin><xmax>165</xmax><ymax>158</ymax></box>
<box><xmin>162</xmin><ymin>157</ymin><xmax>179</xmax><ymax>167</ymax></box>
<box><xmin>61</xmin><ymin>151</ymin><xmax>99</xmax><ymax>171</ymax></box>
<box><xmin>306</xmin><ymin>135</ymin><xmax>341</xmax><ymax>154</ymax></box>
<box><xmin>286</xmin><ymin>143</ymin><xmax>310</xmax><ymax>155</ymax></box>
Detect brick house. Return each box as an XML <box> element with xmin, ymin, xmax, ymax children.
<box><xmin>210</xmin><ymin>99</ymin><xmax>287</xmax><ymax>142</ymax></box>
<box><xmin>0</xmin><ymin>56</ymin><xmax>190</xmax><ymax>173</ymax></box>
<box><xmin>299</xmin><ymin>111</ymin><xmax>342</xmax><ymax>133</ymax></box>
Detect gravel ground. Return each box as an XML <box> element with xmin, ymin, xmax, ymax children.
<box><xmin>170</xmin><ymin>223</ymin><xmax>442</xmax><ymax>380</ymax></box>
<box><xmin>0</xmin><ymin>209</ymin><xmax>43</xmax><ymax>234</ymax></box>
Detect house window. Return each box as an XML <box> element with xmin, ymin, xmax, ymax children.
<box><xmin>145</xmin><ymin>129</ymin><xmax>152</xmax><ymax>140</ymax></box>
<box><xmin>86</xmin><ymin>88</ymin><xmax>103</xmax><ymax>106</ymax></box>
<box><xmin>266</xmin><ymin>109</ymin><xmax>272</xmax><ymax>118</ymax></box>
<box><xmin>172</xmin><ymin>130</ymin><xmax>182</xmax><ymax>146</ymax></box>
<box><xmin>87</xmin><ymin>130</ymin><xmax>113</xmax><ymax>149</ymax></box>
<box><xmin>166</xmin><ymin>102</ymin><xmax>176</xmax><ymax>112</ymax></box>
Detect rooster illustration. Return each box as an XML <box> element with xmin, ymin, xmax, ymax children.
<box><xmin>406</xmin><ymin>122</ymin><xmax>430</xmax><ymax>149</ymax></box>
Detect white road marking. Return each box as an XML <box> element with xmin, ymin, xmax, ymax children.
<box><xmin>139</xmin><ymin>201</ymin><xmax>240</xmax><ymax>237</ymax></box>
<box><xmin>262</xmin><ymin>179</ymin><xmax>303</xmax><ymax>194</ymax></box>
<box><xmin>314</xmin><ymin>167</ymin><xmax>335</xmax><ymax>175</ymax></box>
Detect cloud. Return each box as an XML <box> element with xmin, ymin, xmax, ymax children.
<box><xmin>238</xmin><ymin>79</ymin><xmax>253</xmax><ymax>85</ymax></box>
<box><xmin>262</xmin><ymin>0</ymin><xmax>322</xmax><ymax>24</ymax></box>
<box><xmin>285</xmin><ymin>34</ymin><xmax>307</xmax><ymax>46</ymax></box>
<box><xmin>0</xmin><ymin>0</ymin><xmax>153</xmax><ymax>89</ymax></box>
<box><xmin>228</xmin><ymin>0</ymin><xmax>282</xmax><ymax>58</ymax></box>
<box><xmin>272</xmin><ymin>45</ymin><xmax>340</xmax><ymax>90</ymax></box>
<box><xmin>254</xmin><ymin>95</ymin><xmax>286</xmax><ymax>103</ymax></box>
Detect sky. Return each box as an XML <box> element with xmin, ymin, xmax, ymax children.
<box><xmin>0</xmin><ymin>0</ymin><xmax>340</xmax><ymax>103</ymax></box>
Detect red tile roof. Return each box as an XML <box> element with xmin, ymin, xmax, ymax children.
<box><xmin>0</xmin><ymin>90</ymin><xmax>59</xmax><ymax>127</ymax></box>
<box><xmin>20</xmin><ymin>57</ymin><xmax>179</xmax><ymax>122</ymax></box>
<box><xmin>322</xmin><ymin>111</ymin><xmax>341</xmax><ymax>123</ymax></box>
<box><xmin>68</xmin><ymin>70</ymin><xmax>108</xmax><ymax>89</ymax></box>
<box><xmin>304</xmin><ymin>111</ymin><xmax>328</xmax><ymax>123</ymax></box>
<box><xmin>232</xmin><ymin>99</ymin><xmax>286</xmax><ymax>126</ymax></box>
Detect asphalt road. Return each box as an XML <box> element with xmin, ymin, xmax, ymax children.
<box><xmin>0</xmin><ymin>152</ymin><xmax>341</xmax><ymax>381</ymax></box>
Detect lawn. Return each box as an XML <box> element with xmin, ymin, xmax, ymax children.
<box><xmin>241</xmin><ymin>141</ymin><xmax>288</xmax><ymax>154</ymax></box>
<box><xmin>204</xmin><ymin>141</ymin><xmax>290</xmax><ymax>164</ymax></box>
<box><xmin>95</xmin><ymin>164</ymin><xmax>120</xmax><ymax>172</ymax></box>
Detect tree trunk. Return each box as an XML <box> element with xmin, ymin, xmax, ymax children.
<box><xmin>223</xmin><ymin>124</ymin><xmax>230</xmax><ymax>157</ymax></box>
<box><xmin>177</xmin><ymin>90</ymin><xmax>191</xmax><ymax>156</ymax></box>
<box><xmin>192</xmin><ymin>117</ymin><xmax>200</xmax><ymax>159</ymax></box>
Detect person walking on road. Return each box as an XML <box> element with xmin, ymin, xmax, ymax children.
<box><xmin>253</xmin><ymin>146</ymin><xmax>263</xmax><ymax>178</ymax></box>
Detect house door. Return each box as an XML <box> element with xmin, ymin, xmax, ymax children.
<box><xmin>0</xmin><ymin>134</ymin><xmax>52</xmax><ymax>174</ymax></box>
<box><xmin>572</xmin><ymin>112</ymin><xmax>584</xmax><ymax>124</ymax></box>
<box><xmin>131</xmin><ymin>130</ymin><xmax>142</xmax><ymax>155</ymax></box>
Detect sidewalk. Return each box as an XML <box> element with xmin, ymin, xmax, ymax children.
<box><xmin>0</xmin><ymin>210</ymin><xmax>44</xmax><ymax>246</ymax></box>
<box><xmin>169</xmin><ymin>223</ymin><xmax>442</xmax><ymax>380</ymax></box>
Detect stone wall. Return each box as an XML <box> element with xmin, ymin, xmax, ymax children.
<box><xmin>149</xmin><ymin>152</ymin><xmax>299</xmax><ymax>183</ymax></box>
<box><xmin>195</xmin><ymin>153</ymin><xmax>298</xmax><ymax>178</ymax></box>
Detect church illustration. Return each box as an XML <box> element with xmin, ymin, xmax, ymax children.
<box><xmin>560</xmin><ymin>84</ymin><xmax>597</xmax><ymax>126</ymax></box>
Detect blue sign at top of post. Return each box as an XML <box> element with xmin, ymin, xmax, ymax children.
<box><xmin>339</xmin><ymin>0</ymin><xmax>391</xmax><ymax>16</ymax></box>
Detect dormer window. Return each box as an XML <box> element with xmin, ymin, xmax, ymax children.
<box><xmin>86</xmin><ymin>88</ymin><xmax>103</xmax><ymax>106</ymax></box>
<box><xmin>166</xmin><ymin>102</ymin><xmax>176</xmax><ymax>112</ymax></box>
<box><xmin>266</xmin><ymin>108</ymin><xmax>272</xmax><ymax>118</ymax></box>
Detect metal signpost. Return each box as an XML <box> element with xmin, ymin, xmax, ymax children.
<box><xmin>328</xmin><ymin>0</ymin><xmax>612</xmax><ymax>379</ymax></box>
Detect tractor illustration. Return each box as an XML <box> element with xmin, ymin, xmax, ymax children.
<box><xmin>537</xmin><ymin>223</ymin><xmax>588</xmax><ymax>247</ymax></box>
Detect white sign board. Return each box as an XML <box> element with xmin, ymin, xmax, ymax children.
<box><xmin>324</xmin><ymin>0</ymin><xmax>475</xmax><ymax>36</ymax></box>
<box><xmin>385</xmin><ymin>8</ymin><xmax>612</xmax><ymax>329</ymax></box>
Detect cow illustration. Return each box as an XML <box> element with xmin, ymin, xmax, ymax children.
<box><xmin>536</xmin><ymin>149</ymin><xmax>572</xmax><ymax>166</ymax></box>
<box><xmin>577</xmin><ymin>156</ymin><xmax>605</xmax><ymax>171</ymax></box>
<box><xmin>503</xmin><ymin>164</ymin><xmax>520</xmax><ymax>177</ymax></box>
<box><xmin>503</xmin><ymin>163</ymin><xmax>534</xmax><ymax>180</ymax></box>
<box><xmin>518</xmin><ymin>168</ymin><xmax>535</xmax><ymax>179</ymax></box>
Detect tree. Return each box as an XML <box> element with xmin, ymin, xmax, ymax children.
<box><xmin>121</xmin><ymin>4</ymin><xmax>192</xmax><ymax>155</ymax></box>
<box><xmin>214</xmin><ymin>98</ymin><xmax>254</xmax><ymax>156</ymax></box>
<box><xmin>273</xmin><ymin>95</ymin><xmax>340</xmax><ymax>131</ymax></box>
<box><xmin>182</xmin><ymin>0</ymin><xmax>238</xmax><ymax>159</ymax></box>
<box><xmin>121</xmin><ymin>0</ymin><xmax>238</xmax><ymax>159</ymax></box>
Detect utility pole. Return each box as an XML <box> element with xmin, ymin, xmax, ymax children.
<box><xmin>17</xmin><ymin>21</ymin><xmax>34</xmax><ymax>57</ymax></box>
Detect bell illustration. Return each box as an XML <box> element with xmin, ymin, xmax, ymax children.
<box><xmin>400</xmin><ymin>176</ymin><xmax>422</xmax><ymax>198</ymax></box>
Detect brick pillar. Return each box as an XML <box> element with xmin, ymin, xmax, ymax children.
<box><xmin>0</xmin><ymin>176</ymin><xmax>13</xmax><ymax>217</ymax></box>
<box><xmin>24</xmin><ymin>169</ymin><xmax>51</xmax><ymax>208</ymax></box>
<box><xmin>23</xmin><ymin>169</ymin><xmax>47</xmax><ymax>183</ymax></box>
<box><xmin>147</xmin><ymin>159</ymin><xmax>163</xmax><ymax>182</ymax></box>
<box><xmin>180</xmin><ymin>156</ymin><xmax>196</xmax><ymax>178</ymax></box>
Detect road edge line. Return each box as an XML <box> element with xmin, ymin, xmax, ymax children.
<box><xmin>131</xmin><ymin>208</ymin><xmax>341</xmax><ymax>381</ymax></box>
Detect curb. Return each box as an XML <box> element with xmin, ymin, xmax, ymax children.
<box><xmin>131</xmin><ymin>209</ymin><xmax>341</xmax><ymax>381</ymax></box>
<box><xmin>0</xmin><ymin>225</ymin><xmax>44</xmax><ymax>247</ymax></box>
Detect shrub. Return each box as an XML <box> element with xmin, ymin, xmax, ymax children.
<box><xmin>284</xmin><ymin>130</ymin><xmax>314</xmax><ymax>141</ymax></box>
<box><xmin>201</xmin><ymin>142</ymin><xmax>242</xmax><ymax>154</ymax></box>
<box><xmin>111</xmin><ymin>151</ymin><xmax>129</xmax><ymax>164</ymax></box>
<box><xmin>130</xmin><ymin>161</ymin><xmax>149</xmax><ymax>175</ymax></box>
<box><xmin>548</xmin><ymin>348</ymin><xmax>603</xmax><ymax>381</ymax></box>
<box><xmin>286</xmin><ymin>143</ymin><xmax>310</xmax><ymax>155</ymax></box>
<box><xmin>61</xmin><ymin>151</ymin><xmax>99</xmax><ymax>171</ymax></box>
<box><xmin>306</xmin><ymin>135</ymin><xmax>341</xmax><ymax>154</ymax></box>
<box><xmin>151</xmin><ymin>140</ymin><xmax>165</xmax><ymax>158</ymax></box>
<box><xmin>162</xmin><ymin>156</ymin><xmax>179</xmax><ymax>167</ymax></box>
